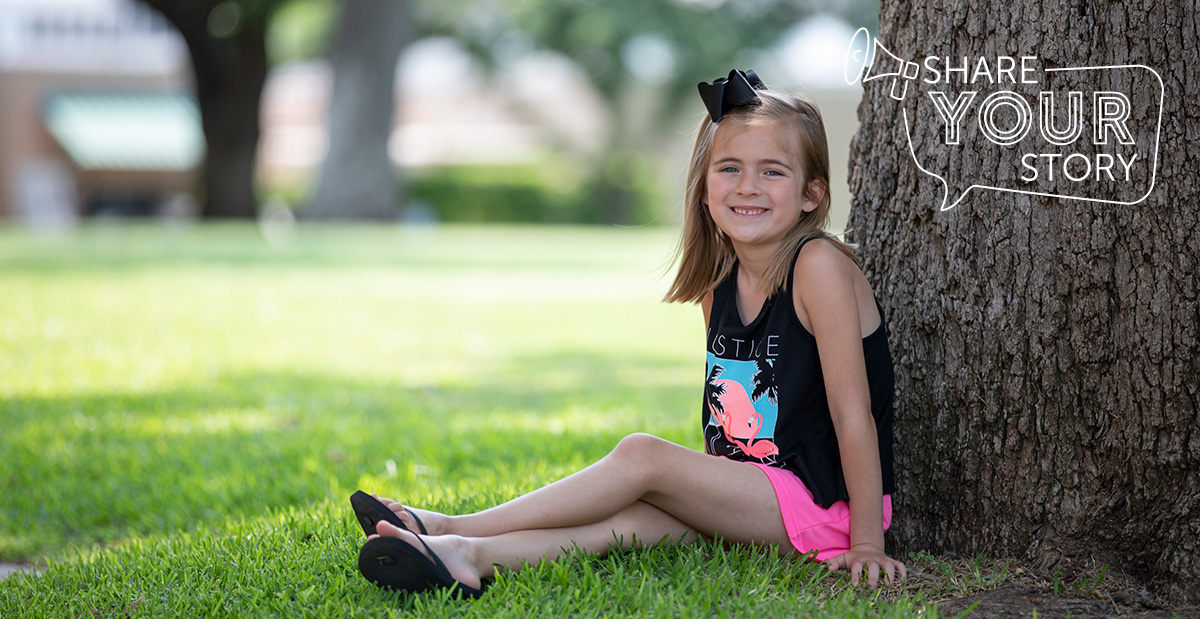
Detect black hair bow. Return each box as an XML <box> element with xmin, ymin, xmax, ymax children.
<box><xmin>697</xmin><ymin>69</ymin><xmax>767</xmax><ymax>123</ymax></box>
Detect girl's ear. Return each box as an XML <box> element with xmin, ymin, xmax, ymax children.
<box><xmin>801</xmin><ymin>179</ymin><xmax>826</xmax><ymax>213</ymax></box>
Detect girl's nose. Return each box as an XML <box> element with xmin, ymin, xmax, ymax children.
<box><xmin>736</xmin><ymin>175</ymin><xmax>761</xmax><ymax>196</ymax></box>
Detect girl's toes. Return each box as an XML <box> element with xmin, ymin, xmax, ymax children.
<box><xmin>375</xmin><ymin>520</ymin><xmax>405</xmax><ymax>538</ymax></box>
<box><xmin>396</xmin><ymin>510</ymin><xmax>419</xmax><ymax>530</ymax></box>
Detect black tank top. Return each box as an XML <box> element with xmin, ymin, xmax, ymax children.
<box><xmin>703</xmin><ymin>237</ymin><xmax>896</xmax><ymax>508</ymax></box>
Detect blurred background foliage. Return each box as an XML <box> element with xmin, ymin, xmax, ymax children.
<box><xmin>270</xmin><ymin>0</ymin><xmax>876</xmax><ymax>225</ymax></box>
<box><xmin>0</xmin><ymin>0</ymin><xmax>877</xmax><ymax>226</ymax></box>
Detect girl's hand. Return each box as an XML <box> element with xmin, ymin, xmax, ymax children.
<box><xmin>824</xmin><ymin>544</ymin><xmax>907</xmax><ymax>588</ymax></box>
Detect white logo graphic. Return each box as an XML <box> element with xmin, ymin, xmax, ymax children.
<box><xmin>844</xmin><ymin>29</ymin><xmax>1163</xmax><ymax>211</ymax></box>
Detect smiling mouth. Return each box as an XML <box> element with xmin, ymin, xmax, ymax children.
<box><xmin>732</xmin><ymin>207</ymin><xmax>767</xmax><ymax>216</ymax></box>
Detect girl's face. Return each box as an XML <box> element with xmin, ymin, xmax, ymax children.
<box><xmin>704</xmin><ymin>121</ymin><xmax>818</xmax><ymax>254</ymax></box>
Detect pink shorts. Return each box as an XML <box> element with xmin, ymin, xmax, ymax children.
<box><xmin>748</xmin><ymin>462</ymin><xmax>892</xmax><ymax>562</ymax></box>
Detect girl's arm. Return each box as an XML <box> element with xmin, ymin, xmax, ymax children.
<box><xmin>793</xmin><ymin>240</ymin><xmax>906</xmax><ymax>588</ymax></box>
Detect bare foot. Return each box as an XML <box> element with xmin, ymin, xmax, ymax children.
<box><xmin>372</xmin><ymin>521</ymin><xmax>483</xmax><ymax>590</ymax></box>
<box><xmin>371</xmin><ymin>494</ymin><xmax>448</xmax><ymax>535</ymax></box>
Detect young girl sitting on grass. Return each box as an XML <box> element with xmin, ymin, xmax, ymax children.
<box><xmin>351</xmin><ymin>69</ymin><xmax>905</xmax><ymax>597</ymax></box>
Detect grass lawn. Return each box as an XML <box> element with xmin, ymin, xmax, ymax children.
<box><xmin>0</xmin><ymin>222</ymin><xmax>991</xmax><ymax>617</ymax></box>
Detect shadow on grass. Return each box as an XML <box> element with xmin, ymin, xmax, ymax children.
<box><xmin>0</xmin><ymin>350</ymin><xmax>699</xmax><ymax>564</ymax></box>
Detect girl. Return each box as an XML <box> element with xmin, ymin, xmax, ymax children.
<box><xmin>352</xmin><ymin>69</ymin><xmax>905</xmax><ymax>597</ymax></box>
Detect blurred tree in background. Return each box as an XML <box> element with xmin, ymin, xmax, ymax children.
<box><xmin>138</xmin><ymin>0</ymin><xmax>286</xmax><ymax>219</ymax></box>
<box><xmin>302</xmin><ymin>0</ymin><xmax>414</xmax><ymax>220</ymax></box>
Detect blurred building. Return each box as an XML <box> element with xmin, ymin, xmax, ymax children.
<box><xmin>0</xmin><ymin>0</ymin><xmax>199</xmax><ymax>221</ymax></box>
<box><xmin>0</xmin><ymin>0</ymin><xmax>198</xmax><ymax>223</ymax></box>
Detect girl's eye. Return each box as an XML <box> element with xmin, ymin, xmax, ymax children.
<box><xmin>720</xmin><ymin>166</ymin><xmax>738</xmax><ymax>173</ymax></box>
<box><xmin>764</xmin><ymin>170</ymin><xmax>783</xmax><ymax>177</ymax></box>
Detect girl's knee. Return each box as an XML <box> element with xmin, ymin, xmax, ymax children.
<box><xmin>612</xmin><ymin>433</ymin><xmax>667</xmax><ymax>466</ymax></box>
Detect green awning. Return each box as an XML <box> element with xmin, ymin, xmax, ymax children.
<box><xmin>44</xmin><ymin>93</ymin><xmax>205</xmax><ymax>171</ymax></box>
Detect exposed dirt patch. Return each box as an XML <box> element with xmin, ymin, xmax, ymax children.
<box><xmin>0</xmin><ymin>563</ymin><xmax>37</xmax><ymax>581</ymax></box>
<box><xmin>938</xmin><ymin>584</ymin><xmax>1199</xmax><ymax>618</ymax></box>
<box><xmin>897</xmin><ymin>557</ymin><xmax>1200</xmax><ymax>618</ymax></box>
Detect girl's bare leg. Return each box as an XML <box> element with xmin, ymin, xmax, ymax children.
<box><xmin>371</xmin><ymin>499</ymin><xmax>703</xmax><ymax>591</ymax></box>
<box><xmin>377</xmin><ymin>433</ymin><xmax>790</xmax><ymax>546</ymax></box>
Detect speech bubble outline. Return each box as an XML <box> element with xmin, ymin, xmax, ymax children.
<box><xmin>908</xmin><ymin>65</ymin><xmax>1164</xmax><ymax>211</ymax></box>
<box><xmin>847</xmin><ymin>32</ymin><xmax>1164</xmax><ymax>211</ymax></box>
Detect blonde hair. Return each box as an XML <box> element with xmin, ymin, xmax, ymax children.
<box><xmin>663</xmin><ymin>90</ymin><xmax>856</xmax><ymax>304</ymax></box>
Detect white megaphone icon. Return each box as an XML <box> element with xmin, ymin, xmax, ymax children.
<box><xmin>844</xmin><ymin>28</ymin><xmax>920</xmax><ymax>100</ymax></box>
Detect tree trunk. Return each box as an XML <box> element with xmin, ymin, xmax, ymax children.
<box><xmin>140</xmin><ymin>0</ymin><xmax>273</xmax><ymax>219</ymax></box>
<box><xmin>304</xmin><ymin>0</ymin><xmax>413</xmax><ymax>220</ymax></box>
<box><xmin>847</xmin><ymin>0</ymin><xmax>1199</xmax><ymax>604</ymax></box>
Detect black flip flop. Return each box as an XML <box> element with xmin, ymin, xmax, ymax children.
<box><xmin>350</xmin><ymin>490</ymin><xmax>428</xmax><ymax>536</ymax></box>
<box><xmin>358</xmin><ymin>535</ymin><xmax>484</xmax><ymax>598</ymax></box>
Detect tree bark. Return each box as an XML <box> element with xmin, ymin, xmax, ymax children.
<box><xmin>848</xmin><ymin>0</ymin><xmax>1199</xmax><ymax>603</ymax></box>
<box><xmin>303</xmin><ymin>0</ymin><xmax>413</xmax><ymax>220</ymax></box>
<box><xmin>140</xmin><ymin>0</ymin><xmax>274</xmax><ymax>219</ymax></box>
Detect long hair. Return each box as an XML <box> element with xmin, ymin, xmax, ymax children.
<box><xmin>663</xmin><ymin>90</ymin><xmax>856</xmax><ymax>304</ymax></box>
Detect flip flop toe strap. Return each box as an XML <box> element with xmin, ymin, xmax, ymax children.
<box><xmin>406</xmin><ymin>510</ymin><xmax>428</xmax><ymax>535</ymax></box>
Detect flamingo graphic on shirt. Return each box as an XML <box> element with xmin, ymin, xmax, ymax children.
<box><xmin>706</xmin><ymin>360</ymin><xmax>780</xmax><ymax>460</ymax></box>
